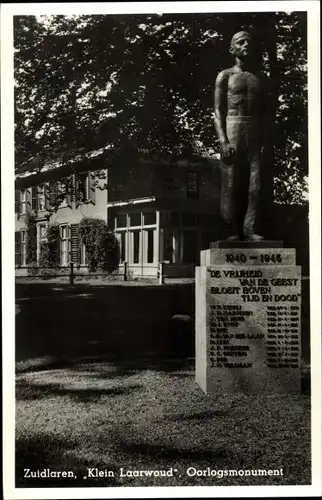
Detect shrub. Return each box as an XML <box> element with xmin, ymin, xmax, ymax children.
<box><xmin>37</xmin><ymin>225</ymin><xmax>60</xmax><ymax>278</ymax></box>
<box><xmin>79</xmin><ymin>218</ymin><xmax>119</xmax><ymax>273</ymax></box>
<box><xmin>26</xmin><ymin>213</ymin><xmax>37</xmax><ymax>264</ymax></box>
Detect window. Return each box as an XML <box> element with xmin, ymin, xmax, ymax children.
<box><xmin>116</xmin><ymin>214</ymin><xmax>127</xmax><ymax>228</ymax></box>
<box><xmin>129</xmin><ymin>213</ymin><xmax>141</xmax><ymax>227</ymax></box>
<box><xmin>21</xmin><ymin>230</ymin><xmax>26</xmax><ymax>266</ymax></box>
<box><xmin>79</xmin><ymin>241</ymin><xmax>87</xmax><ymax>266</ymax></box>
<box><xmin>131</xmin><ymin>231</ymin><xmax>140</xmax><ymax>264</ymax></box>
<box><xmin>57</xmin><ymin>181</ymin><xmax>68</xmax><ymax>207</ymax></box>
<box><xmin>115</xmin><ymin>210</ymin><xmax>157</xmax><ymax>266</ymax></box>
<box><xmin>146</xmin><ymin>229</ymin><xmax>154</xmax><ymax>263</ymax></box>
<box><xmin>32</xmin><ymin>185</ymin><xmax>46</xmax><ymax>211</ymax></box>
<box><xmin>32</xmin><ymin>187</ymin><xmax>37</xmax><ymax>211</ymax></box>
<box><xmin>14</xmin><ymin>231</ymin><xmax>26</xmax><ymax>266</ymax></box>
<box><xmin>79</xmin><ymin>172</ymin><xmax>89</xmax><ymax>202</ymax></box>
<box><xmin>60</xmin><ymin>225</ymin><xmax>70</xmax><ymax>266</ymax></box>
<box><xmin>37</xmin><ymin>185</ymin><xmax>46</xmax><ymax>211</ymax></box>
<box><xmin>120</xmin><ymin>232</ymin><xmax>126</xmax><ymax>262</ymax></box>
<box><xmin>115</xmin><ymin>232</ymin><xmax>126</xmax><ymax>263</ymax></box>
<box><xmin>37</xmin><ymin>223</ymin><xmax>47</xmax><ymax>260</ymax></box>
<box><xmin>20</xmin><ymin>190</ymin><xmax>27</xmax><ymax>214</ymax></box>
<box><xmin>143</xmin><ymin>212</ymin><xmax>156</xmax><ymax>225</ymax></box>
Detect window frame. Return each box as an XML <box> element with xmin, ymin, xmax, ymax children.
<box><xmin>37</xmin><ymin>222</ymin><xmax>48</xmax><ymax>262</ymax></box>
<box><xmin>59</xmin><ymin>224</ymin><xmax>71</xmax><ymax>266</ymax></box>
<box><xmin>20</xmin><ymin>189</ymin><xmax>27</xmax><ymax>214</ymax></box>
<box><xmin>144</xmin><ymin>228</ymin><xmax>155</xmax><ymax>264</ymax></box>
<box><xmin>79</xmin><ymin>240</ymin><xmax>87</xmax><ymax>266</ymax></box>
<box><xmin>37</xmin><ymin>184</ymin><xmax>46</xmax><ymax>211</ymax></box>
<box><xmin>78</xmin><ymin>171</ymin><xmax>90</xmax><ymax>204</ymax></box>
<box><xmin>131</xmin><ymin>229</ymin><xmax>141</xmax><ymax>264</ymax></box>
<box><xmin>57</xmin><ymin>181</ymin><xmax>68</xmax><ymax>208</ymax></box>
<box><xmin>114</xmin><ymin>210</ymin><xmax>157</xmax><ymax>266</ymax></box>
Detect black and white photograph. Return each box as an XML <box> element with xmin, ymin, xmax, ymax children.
<box><xmin>1</xmin><ymin>1</ymin><xmax>321</xmax><ymax>498</ymax></box>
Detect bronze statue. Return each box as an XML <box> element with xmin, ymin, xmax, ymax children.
<box><xmin>214</xmin><ymin>31</ymin><xmax>271</xmax><ymax>241</ymax></box>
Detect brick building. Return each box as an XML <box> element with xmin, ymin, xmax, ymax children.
<box><xmin>15</xmin><ymin>149</ymin><xmax>222</xmax><ymax>278</ymax></box>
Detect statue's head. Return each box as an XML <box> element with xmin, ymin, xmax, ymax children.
<box><xmin>230</xmin><ymin>31</ymin><xmax>253</xmax><ymax>59</ymax></box>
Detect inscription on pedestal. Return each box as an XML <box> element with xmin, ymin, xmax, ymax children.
<box><xmin>196</xmin><ymin>253</ymin><xmax>301</xmax><ymax>394</ymax></box>
<box><xmin>201</xmin><ymin>248</ymin><xmax>296</xmax><ymax>266</ymax></box>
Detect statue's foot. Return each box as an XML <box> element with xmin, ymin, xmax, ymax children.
<box><xmin>245</xmin><ymin>233</ymin><xmax>265</xmax><ymax>242</ymax></box>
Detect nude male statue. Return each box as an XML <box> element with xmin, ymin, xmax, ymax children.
<box><xmin>214</xmin><ymin>31</ymin><xmax>271</xmax><ymax>241</ymax></box>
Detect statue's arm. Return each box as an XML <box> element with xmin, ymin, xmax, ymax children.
<box><xmin>214</xmin><ymin>70</ymin><xmax>229</xmax><ymax>146</ymax></box>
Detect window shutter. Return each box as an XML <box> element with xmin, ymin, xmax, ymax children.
<box><xmin>31</xmin><ymin>186</ymin><xmax>37</xmax><ymax>211</ymax></box>
<box><xmin>70</xmin><ymin>223</ymin><xmax>80</xmax><ymax>264</ymax></box>
<box><xmin>15</xmin><ymin>231</ymin><xmax>21</xmax><ymax>267</ymax></box>
<box><xmin>75</xmin><ymin>175</ymin><xmax>80</xmax><ymax>208</ymax></box>
<box><xmin>89</xmin><ymin>172</ymin><xmax>96</xmax><ymax>204</ymax></box>
<box><xmin>15</xmin><ymin>190</ymin><xmax>21</xmax><ymax>216</ymax></box>
<box><xmin>56</xmin><ymin>226</ymin><xmax>60</xmax><ymax>266</ymax></box>
<box><xmin>44</xmin><ymin>183</ymin><xmax>50</xmax><ymax>210</ymax></box>
<box><xmin>49</xmin><ymin>182</ymin><xmax>57</xmax><ymax>208</ymax></box>
<box><xmin>26</xmin><ymin>188</ymin><xmax>32</xmax><ymax>212</ymax></box>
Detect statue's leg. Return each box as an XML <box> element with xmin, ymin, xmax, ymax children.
<box><xmin>236</xmin><ymin>152</ymin><xmax>251</xmax><ymax>238</ymax></box>
<box><xmin>243</xmin><ymin>145</ymin><xmax>262</xmax><ymax>239</ymax></box>
<box><xmin>220</xmin><ymin>163</ymin><xmax>236</xmax><ymax>237</ymax></box>
<box><xmin>222</xmin><ymin>118</ymin><xmax>241</xmax><ymax>239</ymax></box>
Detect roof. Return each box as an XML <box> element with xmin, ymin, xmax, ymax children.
<box><xmin>15</xmin><ymin>140</ymin><xmax>220</xmax><ymax>185</ymax></box>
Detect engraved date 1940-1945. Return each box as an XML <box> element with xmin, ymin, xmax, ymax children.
<box><xmin>226</xmin><ymin>253</ymin><xmax>283</xmax><ymax>264</ymax></box>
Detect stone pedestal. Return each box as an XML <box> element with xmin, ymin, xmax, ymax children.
<box><xmin>210</xmin><ymin>240</ymin><xmax>284</xmax><ymax>249</ymax></box>
<box><xmin>195</xmin><ymin>242</ymin><xmax>301</xmax><ymax>394</ymax></box>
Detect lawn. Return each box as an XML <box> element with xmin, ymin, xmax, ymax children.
<box><xmin>15</xmin><ymin>282</ymin><xmax>311</xmax><ymax>488</ymax></box>
<box><xmin>16</xmin><ymin>356</ymin><xmax>311</xmax><ymax>488</ymax></box>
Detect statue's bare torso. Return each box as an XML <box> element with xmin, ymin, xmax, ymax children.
<box><xmin>217</xmin><ymin>67</ymin><xmax>264</xmax><ymax>121</ymax></box>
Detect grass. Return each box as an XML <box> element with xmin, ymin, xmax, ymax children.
<box><xmin>16</xmin><ymin>357</ymin><xmax>311</xmax><ymax>488</ymax></box>
<box><xmin>15</xmin><ymin>282</ymin><xmax>311</xmax><ymax>488</ymax></box>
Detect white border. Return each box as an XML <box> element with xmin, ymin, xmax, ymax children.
<box><xmin>1</xmin><ymin>2</ymin><xmax>321</xmax><ymax>499</ymax></box>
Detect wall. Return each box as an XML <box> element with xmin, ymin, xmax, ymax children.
<box><xmin>15</xmin><ymin>170</ymin><xmax>108</xmax><ymax>230</ymax></box>
<box><xmin>108</xmin><ymin>160</ymin><xmax>221</xmax><ymax>204</ymax></box>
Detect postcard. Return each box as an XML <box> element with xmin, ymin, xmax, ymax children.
<box><xmin>2</xmin><ymin>1</ymin><xmax>321</xmax><ymax>498</ymax></box>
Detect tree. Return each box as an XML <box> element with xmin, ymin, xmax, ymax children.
<box><xmin>14</xmin><ymin>12</ymin><xmax>308</xmax><ymax>204</ymax></box>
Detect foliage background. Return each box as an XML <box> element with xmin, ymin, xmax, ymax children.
<box><xmin>14</xmin><ymin>12</ymin><xmax>307</xmax><ymax>204</ymax></box>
